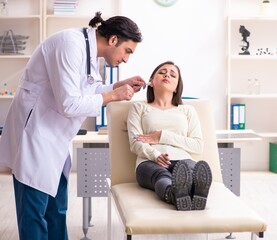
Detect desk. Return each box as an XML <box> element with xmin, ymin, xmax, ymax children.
<box><xmin>216</xmin><ymin>129</ymin><xmax>262</xmax><ymax>145</ymax></box>
<box><xmin>216</xmin><ymin>129</ymin><xmax>262</xmax><ymax>196</ymax></box>
<box><xmin>72</xmin><ymin>132</ymin><xmax>109</xmax><ymax>171</ymax></box>
<box><xmin>72</xmin><ymin>132</ymin><xmax>109</xmax><ymax>240</ymax></box>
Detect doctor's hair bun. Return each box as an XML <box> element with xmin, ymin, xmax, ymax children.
<box><xmin>88</xmin><ymin>11</ymin><xmax>142</xmax><ymax>43</ymax></box>
<box><xmin>89</xmin><ymin>11</ymin><xmax>104</xmax><ymax>28</ymax></box>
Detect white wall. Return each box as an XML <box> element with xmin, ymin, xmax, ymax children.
<box><xmin>118</xmin><ymin>0</ymin><xmax>227</xmax><ymax>129</ymax></box>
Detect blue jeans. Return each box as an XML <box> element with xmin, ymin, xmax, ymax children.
<box><xmin>13</xmin><ymin>174</ymin><xmax>68</xmax><ymax>240</ymax></box>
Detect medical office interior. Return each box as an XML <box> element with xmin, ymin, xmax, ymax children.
<box><xmin>0</xmin><ymin>0</ymin><xmax>277</xmax><ymax>239</ymax></box>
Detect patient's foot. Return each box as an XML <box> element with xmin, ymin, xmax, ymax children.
<box><xmin>172</xmin><ymin>160</ymin><xmax>192</xmax><ymax>211</ymax></box>
<box><xmin>191</xmin><ymin>160</ymin><xmax>212</xmax><ymax>210</ymax></box>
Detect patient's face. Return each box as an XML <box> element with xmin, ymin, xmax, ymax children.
<box><xmin>152</xmin><ymin>64</ymin><xmax>179</xmax><ymax>93</ymax></box>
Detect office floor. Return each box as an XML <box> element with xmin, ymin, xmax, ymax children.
<box><xmin>0</xmin><ymin>171</ymin><xmax>276</xmax><ymax>240</ymax></box>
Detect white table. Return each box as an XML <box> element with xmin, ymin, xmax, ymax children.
<box><xmin>216</xmin><ymin>129</ymin><xmax>262</xmax><ymax>145</ymax></box>
<box><xmin>216</xmin><ymin>129</ymin><xmax>262</xmax><ymax>196</ymax></box>
<box><xmin>72</xmin><ymin>131</ymin><xmax>109</xmax><ymax>240</ymax></box>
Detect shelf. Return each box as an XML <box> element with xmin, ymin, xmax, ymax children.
<box><xmin>216</xmin><ymin>129</ymin><xmax>262</xmax><ymax>143</ymax></box>
<box><xmin>0</xmin><ymin>15</ymin><xmax>41</xmax><ymax>19</ymax></box>
<box><xmin>229</xmin><ymin>16</ymin><xmax>277</xmax><ymax>21</ymax></box>
<box><xmin>0</xmin><ymin>55</ymin><xmax>32</xmax><ymax>59</ymax></box>
<box><xmin>230</xmin><ymin>94</ymin><xmax>277</xmax><ymax>99</ymax></box>
<box><xmin>230</xmin><ymin>55</ymin><xmax>277</xmax><ymax>60</ymax></box>
<box><xmin>45</xmin><ymin>15</ymin><xmax>92</xmax><ymax>19</ymax></box>
<box><xmin>0</xmin><ymin>96</ymin><xmax>14</xmax><ymax>99</ymax></box>
<box><xmin>258</xmin><ymin>132</ymin><xmax>277</xmax><ymax>138</ymax></box>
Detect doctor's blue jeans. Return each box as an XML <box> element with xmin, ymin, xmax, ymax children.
<box><xmin>13</xmin><ymin>174</ymin><xmax>68</xmax><ymax>240</ymax></box>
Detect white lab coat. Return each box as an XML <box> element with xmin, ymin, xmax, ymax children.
<box><xmin>0</xmin><ymin>28</ymin><xmax>113</xmax><ymax>197</ymax></box>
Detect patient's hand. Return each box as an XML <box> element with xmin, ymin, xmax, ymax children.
<box><xmin>156</xmin><ymin>153</ymin><xmax>171</xmax><ymax>168</ymax></box>
<box><xmin>135</xmin><ymin>131</ymin><xmax>161</xmax><ymax>144</ymax></box>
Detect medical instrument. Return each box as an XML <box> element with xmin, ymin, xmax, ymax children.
<box><xmin>82</xmin><ymin>28</ymin><xmax>101</xmax><ymax>85</ymax></box>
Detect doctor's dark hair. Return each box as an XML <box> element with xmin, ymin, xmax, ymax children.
<box><xmin>147</xmin><ymin>61</ymin><xmax>183</xmax><ymax>106</ymax></box>
<box><xmin>89</xmin><ymin>12</ymin><xmax>142</xmax><ymax>44</ymax></box>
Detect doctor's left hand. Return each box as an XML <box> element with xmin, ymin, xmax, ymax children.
<box><xmin>115</xmin><ymin>76</ymin><xmax>146</xmax><ymax>93</ymax></box>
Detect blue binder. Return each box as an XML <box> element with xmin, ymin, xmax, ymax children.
<box><xmin>231</xmin><ymin>104</ymin><xmax>245</xmax><ymax>130</ymax></box>
<box><xmin>95</xmin><ymin>65</ymin><xmax>119</xmax><ymax>131</ymax></box>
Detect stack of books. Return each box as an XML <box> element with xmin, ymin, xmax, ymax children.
<box><xmin>53</xmin><ymin>0</ymin><xmax>79</xmax><ymax>15</ymax></box>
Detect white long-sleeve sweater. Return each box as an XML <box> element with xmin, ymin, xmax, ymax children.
<box><xmin>127</xmin><ymin>101</ymin><xmax>204</xmax><ymax>168</ymax></box>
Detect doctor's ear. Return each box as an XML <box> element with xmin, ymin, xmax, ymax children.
<box><xmin>109</xmin><ymin>35</ymin><xmax>118</xmax><ymax>45</ymax></box>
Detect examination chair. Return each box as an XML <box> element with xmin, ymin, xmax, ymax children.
<box><xmin>106</xmin><ymin>99</ymin><xmax>266</xmax><ymax>240</ymax></box>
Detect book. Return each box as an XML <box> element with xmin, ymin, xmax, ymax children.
<box><xmin>53</xmin><ymin>0</ymin><xmax>79</xmax><ymax>15</ymax></box>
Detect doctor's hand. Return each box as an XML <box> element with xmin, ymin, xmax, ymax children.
<box><xmin>102</xmin><ymin>84</ymin><xmax>134</xmax><ymax>105</ymax></box>
<box><xmin>114</xmin><ymin>76</ymin><xmax>146</xmax><ymax>93</ymax></box>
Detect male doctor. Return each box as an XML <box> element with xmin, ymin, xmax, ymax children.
<box><xmin>0</xmin><ymin>12</ymin><xmax>144</xmax><ymax>240</ymax></box>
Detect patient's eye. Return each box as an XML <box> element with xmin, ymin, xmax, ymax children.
<box><xmin>158</xmin><ymin>69</ymin><xmax>177</xmax><ymax>78</ymax></box>
<box><xmin>158</xmin><ymin>70</ymin><xmax>167</xmax><ymax>75</ymax></box>
<box><xmin>170</xmin><ymin>72</ymin><xmax>177</xmax><ymax>78</ymax></box>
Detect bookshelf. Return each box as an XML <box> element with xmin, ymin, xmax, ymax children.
<box><xmin>0</xmin><ymin>0</ymin><xmax>119</xmax><ymax>128</ymax></box>
<box><xmin>227</xmin><ymin>0</ymin><xmax>277</xmax><ymax>171</ymax></box>
<box><xmin>0</xmin><ymin>0</ymin><xmax>43</xmax><ymax>123</ymax></box>
<box><xmin>227</xmin><ymin>0</ymin><xmax>277</xmax><ymax>136</ymax></box>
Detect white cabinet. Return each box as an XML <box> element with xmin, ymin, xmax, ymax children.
<box><xmin>227</xmin><ymin>0</ymin><xmax>277</xmax><ymax>137</ymax></box>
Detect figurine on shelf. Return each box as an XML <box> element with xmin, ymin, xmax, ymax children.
<box><xmin>239</xmin><ymin>25</ymin><xmax>250</xmax><ymax>55</ymax></box>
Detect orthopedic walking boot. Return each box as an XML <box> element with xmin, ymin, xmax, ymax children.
<box><xmin>191</xmin><ymin>160</ymin><xmax>212</xmax><ymax>210</ymax></box>
<box><xmin>171</xmin><ymin>160</ymin><xmax>192</xmax><ymax>211</ymax></box>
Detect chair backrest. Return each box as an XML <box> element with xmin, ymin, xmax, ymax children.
<box><xmin>107</xmin><ymin>99</ymin><xmax>223</xmax><ymax>186</ymax></box>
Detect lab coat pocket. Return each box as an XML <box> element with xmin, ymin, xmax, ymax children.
<box><xmin>24</xmin><ymin>109</ymin><xmax>33</xmax><ymax>128</ymax></box>
<box><xmin>38</xmin><ymin>108</ymin><xmax>73</xmax><ymax>142</ymax></box>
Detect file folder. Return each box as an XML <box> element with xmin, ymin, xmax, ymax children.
<box><xmin>95</xmin><ymin>65</ymin><xmax>119</xmax><ymax>131</ymax></box>
<box><xmin>239</xmin><ymin>104</ymin><xmax>245</xmax><ymax>129</ymax></box>
<box><xmin>270</xmin><ymin>142</ymin><xmax>277</xmax><ymax>173</ymax></box>
<box><xmin>231</xmin><ymin>104</ymin><xmax>245</xmax><ymax>130</ymax></box>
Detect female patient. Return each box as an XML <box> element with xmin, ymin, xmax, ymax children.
<box><xmin>127</xmin><ymin>61</ymin><xmax>212</xmax><ymax>211</ymax></box>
